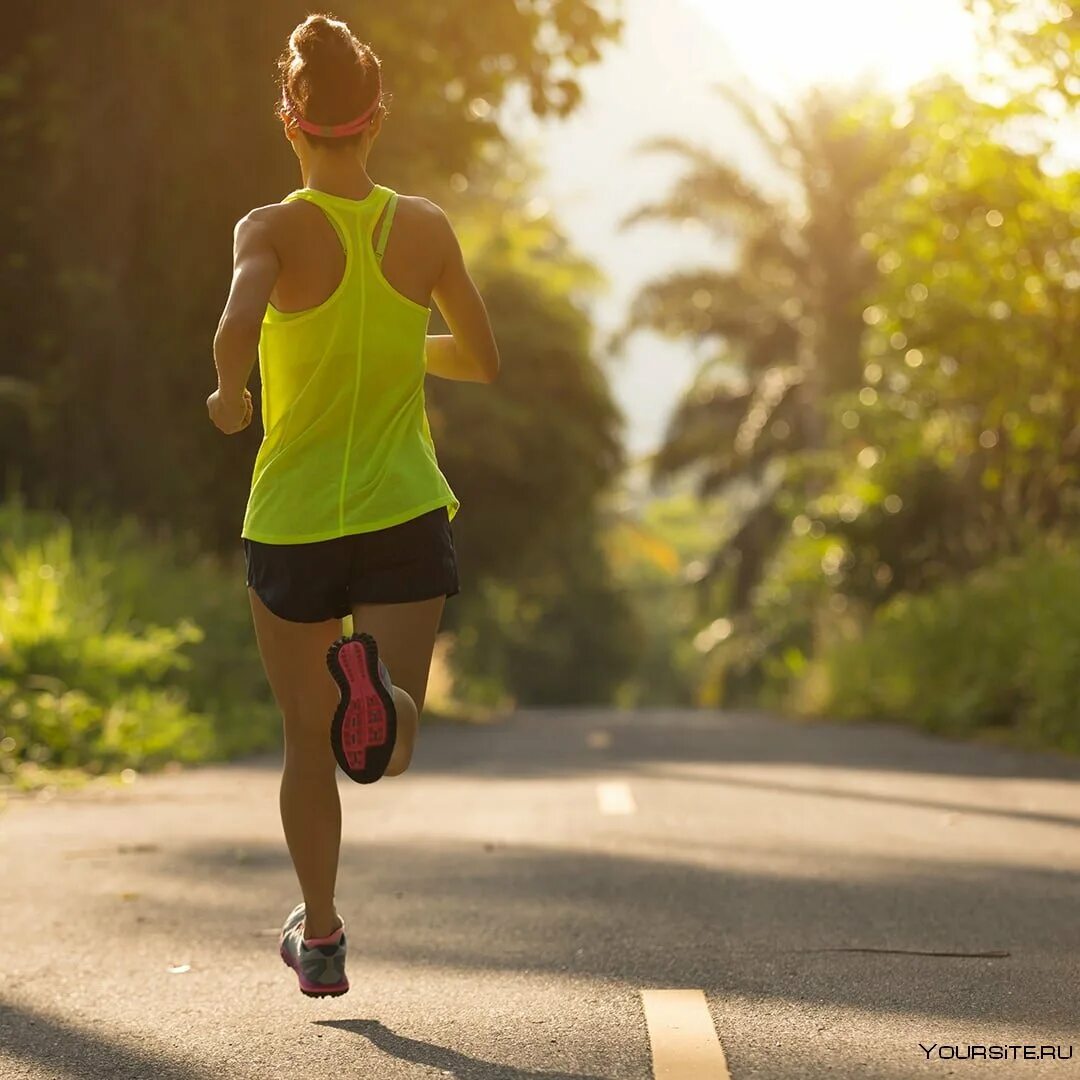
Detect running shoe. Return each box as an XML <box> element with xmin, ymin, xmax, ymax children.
<box><xmin>326</xmin><ymin>631</ymin><xmax>397</xmax><ymax>784</ymax></box>
<box><xmin>279</xmin><ymin>901</ymin><xmax>349</xmax><ymax>998</ymax></box>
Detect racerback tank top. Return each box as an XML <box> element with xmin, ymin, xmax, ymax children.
<box><xmin>241</xmin><ymin>184</ymin><xmax>459</xmax><ymax>544</ymax></box>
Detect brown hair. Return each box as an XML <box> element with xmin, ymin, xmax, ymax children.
<box><xmin>276</xmin><ymin>13</ymin><xmax>384</xmax><ymax>149</ymax></box>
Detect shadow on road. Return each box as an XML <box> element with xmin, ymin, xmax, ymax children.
<box><xmin>318</xmin><ymin>1018</ymin><xmax>612</xmax><ymax>1080</ymax></box>
<box><xmin>141</xmin><ymin>835</ymin><xmax>1080</xmax><ymax>1032</ymax></box>
<box><xmin>0</xmin><ymin>999</ymin><xmax>214</xmax><ymax>1080</ymax></box>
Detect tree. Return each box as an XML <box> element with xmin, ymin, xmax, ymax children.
<box><xmin>618</xmin><ymin>82</ymin><xmax>905</xmax><ymax>613</ymax></box>
<box><xmin>832</xmin><ymin>77</ymin><xmax>1080</xmax><ymax>602</ymax></box>
<box><xmin>426</xmin><ymin>171</ymin><xmax>639</xmax><ymax>704</ymax></box>
<box><xmin>962</xmin><ymin>0</ymin><xmax>1079</xmax><ymax>109</ymax></box>
<box><xmin>693</xmin><ymin>77</ymin><xmax>1080</xmax><ymax>707</ymax></box>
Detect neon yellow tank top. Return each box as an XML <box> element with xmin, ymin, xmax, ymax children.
<box><xmin>241</xmin><ymin>184</ymin><xmax>459</xmax><ymax>544</ymax></box>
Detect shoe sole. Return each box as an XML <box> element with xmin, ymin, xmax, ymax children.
<box><xmin>279</xmin><ymin>940</ymin><xmax>350</xmax><ymax>997</ymax></box>
<box><xmin>326</xmin><ymin>632</ymin><xmax>397</xmax><ymax>784</ymax></box>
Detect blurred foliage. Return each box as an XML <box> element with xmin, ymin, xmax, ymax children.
<box><xmin>963</xmin><ymin>0</ymin><xmax>1079</xmax><ymax>108</ymax></box>
<box><xmin>427</xmin><ymin>170</ymin><xmax>640</xmax><ymax>703</ymax></box>
<box><xmin>620</xmin><ymin>80</ymin><xmax>906</xmax><ymax>635</ymax></box>
<box><xmin>834</xmin><ymin>78</ymin><xmax>1080</xmax><ymax>600</ymax></box>
<box><xmin>449</xmin><ymin>515</ymin><xmax>639</xmax><ymax>707</ymax></box>
<box><xmin>600</xmin><ymin>482</ymin><xmax>731</xmax><ymax>706</ymax></box>
<box><xmin>0</xmin><ymin>498</ymin><xmax>278</xmax><ymax>783</ymax></box>
<box><xmin>620</xmin><ymin>0</ymin><xmax>1080</xmax><ymax>749</ymax></box>
<box><xmin>432</xmin><ymin>179</ymin><xmax>620</xmax><ymax>578</ymax></box>
<box><xmin>812</xmin><ymin>537</ymin><xmax>1080</xmax><ymax>752</ymax></box>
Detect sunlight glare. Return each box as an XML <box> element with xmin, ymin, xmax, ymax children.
<box><xmin>685</xmin><ymin>0</ymin><xmax>980</xmax><ymax>100</ymax></box>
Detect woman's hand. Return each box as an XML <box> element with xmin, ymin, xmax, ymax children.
<box><xmin>207</xmin><ymin>387</ymin><xmax>253</xmax><ymax>434</ymax></box>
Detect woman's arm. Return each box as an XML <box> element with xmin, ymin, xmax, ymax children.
<box><xmin>208</xmin><ymin>210</ymin><xmax>280</xmax><ymax>433</ymax></box>
<box><xmin>427</xmin><ymin>206</ymin><xmax>499</xmax><ymax>384</ymax></box>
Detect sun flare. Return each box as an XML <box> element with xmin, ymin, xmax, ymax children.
<box><xmin>686</xmin><ymin>0</ymin><xmax>981</xmax><ymax>100</ymax></box>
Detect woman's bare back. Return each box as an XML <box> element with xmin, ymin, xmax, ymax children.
<box><xmin>267</xmin><ymin>192</ymin><xmax>447</xmax><ymax>314</ymax></box>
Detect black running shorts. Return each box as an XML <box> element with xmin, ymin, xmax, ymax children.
<box><xmin>244</xmin><ymin>506</ymin><xmax>459</xmax><ymax>623</ymax></box>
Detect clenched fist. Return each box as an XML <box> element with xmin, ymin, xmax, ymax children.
<box><xmin>207</xmin><ymin>388</ymin><xmax>253</xmax><ymax>434</ymax></box>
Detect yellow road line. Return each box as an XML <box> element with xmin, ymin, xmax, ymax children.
<box><xmin>641</xmin><ymin>989</ymin><xmax>731</xmax><ymax>1080</ymax></box>
<box><xmin>596</xmin><ymin>780</ymin><xmax>636</xmax><ymax>815</ymax></box>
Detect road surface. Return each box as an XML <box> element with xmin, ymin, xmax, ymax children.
<box><xmin>1</xmin><ymin>708</ymin><xmax>1078</xmax><ymax>1078</ymax></box>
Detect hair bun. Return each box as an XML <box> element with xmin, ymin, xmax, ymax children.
<box><xmin>290</xmin><ymin>14</ymin><xmax>353</xmax><ymax>61</ymax></box>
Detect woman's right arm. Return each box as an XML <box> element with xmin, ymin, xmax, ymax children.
<box><xmin>427</xmin><ymin>205</ymin><xmax>500</xmax><ymax>384</ymax></box>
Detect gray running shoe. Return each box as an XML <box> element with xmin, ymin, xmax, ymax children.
<box><xmin>279</xmin><ymin>901</ymin><xmax>349</xmax><ymax>997</ymax></box>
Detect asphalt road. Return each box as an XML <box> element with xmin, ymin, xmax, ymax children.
<box><xmin>1</xmin><ymin>708</ymin><xmax>1079</xmax><ymax>1079</ymax></box>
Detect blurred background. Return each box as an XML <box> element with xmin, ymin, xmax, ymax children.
<box><xmin>1</xmin><ymin>0</ymin><xmax>1079</xmax><ymax>787</ymax></box>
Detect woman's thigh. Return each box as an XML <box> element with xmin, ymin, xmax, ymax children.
<box><xmin>350</xmin><ymin>596</ymin><xmax>446</xmax><ymax>715</ymax></box>
<box><xmin>248</xmin><ymin>587</ymin><xmax>343</xmax><ymax>742</ymax></box>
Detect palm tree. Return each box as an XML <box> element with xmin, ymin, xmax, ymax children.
<box><xmin>619</xmin><ymin>80</ymin><xmax>904</xmax><ymax>613</ymax></box>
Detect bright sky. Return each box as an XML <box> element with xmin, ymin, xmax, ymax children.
<box><xmin>684</xmin><ymin>0</ymin><xmax>980</xmax><ymax>100</ymax></box>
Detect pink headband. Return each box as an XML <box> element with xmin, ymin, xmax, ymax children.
<box><xmin>282</xmin><ymin>89</ymin><xmax>382</xmax><ymax>138</ymax></box>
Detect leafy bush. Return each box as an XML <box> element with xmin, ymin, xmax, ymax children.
<box><xmin>0</xmin><ymin>499</ymin><xmax>278</xmax><ymax>781</ymax></box>
<box><xmin>814</xmin><ymin>537</ymin><xmax>1080</xmax><ymax>752</ymax></box>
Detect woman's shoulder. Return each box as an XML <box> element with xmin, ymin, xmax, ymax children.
<box><xmin>228</xmin><ymin>200</ymin><xmax>299</xmax><ymax>257</ymax></box>
<box><xmin>392</xmin><ymin>193</ymin><xmax>454</xmax><ymax>247</ymax></box>
<box><xmin>233</xmin><ymin>197</ymin><xmax>304</xmax><ymax>234</ymax></box>
<box><xmin>238</xmin><ymin>195</ymin><xmax>346</xmax><ymax>252</ymax></box>
<box><xmin>393</xmin><ymin>192</ymin><xmax>448</xmax><ymax>221</ymax></box>
<box><xmin>247</xmin><ymin>191</ymin><xmax>307</xmax><ymax>215</ymax></box>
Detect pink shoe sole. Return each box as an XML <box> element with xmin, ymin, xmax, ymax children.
<box><xmin>326</xmin><ymin>632</ymin><xmax>397</xmax><ymax>784</ymax></box>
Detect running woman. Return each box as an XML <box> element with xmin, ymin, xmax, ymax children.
<box><xmin>207</xmin><ymin>13</ymin><xmax>499</xmax><ymax>998</ymax></box>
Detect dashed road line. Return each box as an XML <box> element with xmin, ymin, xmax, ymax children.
<box><xmin>596</xmin><ymin>780</ymin><xmax>636</xmax><ymax>815</ymax></box>
<box><xmin>641</xmin><ymin>989</ymin><xmax>731</xmax><ymax>1079</ymax></box>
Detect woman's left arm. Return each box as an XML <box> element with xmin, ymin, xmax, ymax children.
<box><xmin>208</xmin><ymin>209</ymin><xmax>281</xmax><ymax>434</ymax></box>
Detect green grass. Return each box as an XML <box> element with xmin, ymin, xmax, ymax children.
<box><xmin>0</xmin><ymin>498</ymin><xmax>279</xmax><ymax>789</ymax></box>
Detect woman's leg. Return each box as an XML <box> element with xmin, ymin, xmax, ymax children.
<box><xmin>248</xmin><ymin>588</ymin><xmax>345</xmax><ymax>939</ymax></box>
<box><xmin>350</xmin><ymin>595</ymin><xmax>447</xmax><ymax>776</ymax></box>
